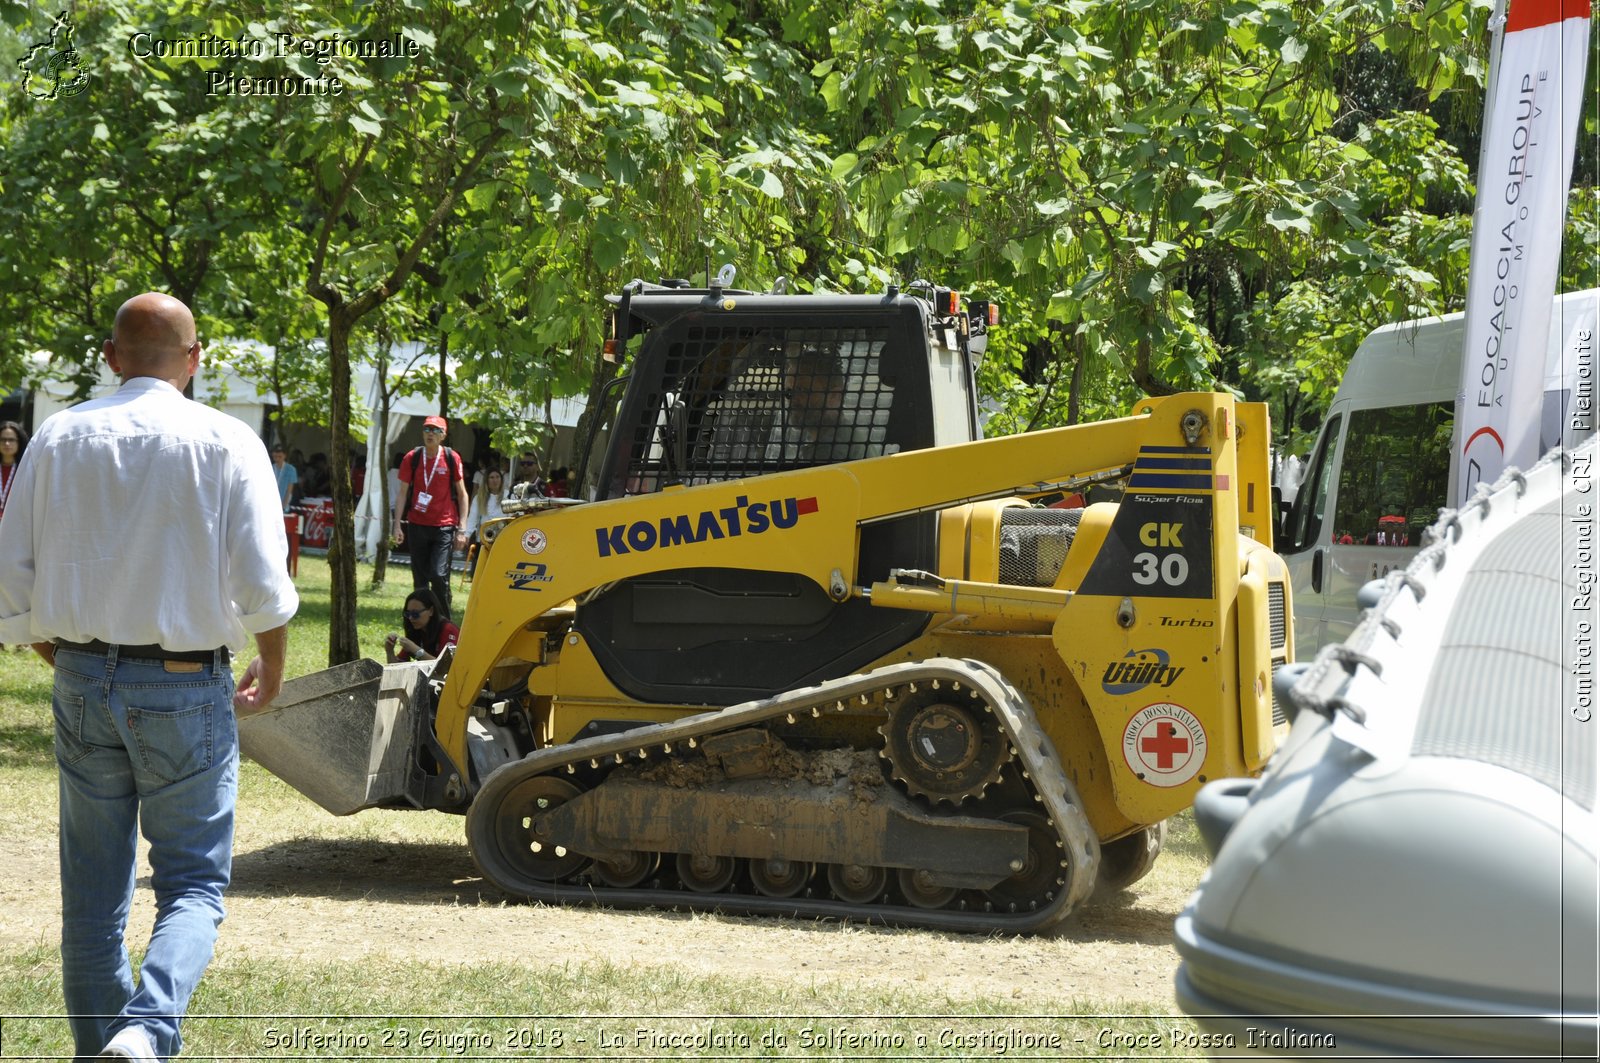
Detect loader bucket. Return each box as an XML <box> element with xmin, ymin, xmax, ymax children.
<box><xmin>238</xmin><ymin>658</ymin><xmax>430</xmax><ymax>815</ymax></box>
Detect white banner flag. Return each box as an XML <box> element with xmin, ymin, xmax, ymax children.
<box><xmin>1455</xmin><ymin>0</ymin><xmax>1592</xmax><ymax>504</ymax></box>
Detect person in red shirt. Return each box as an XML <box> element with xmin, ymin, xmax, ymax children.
<box><xmin>391</xmin><ymin>416</ymin><xmax>470</xmax><ymax>618</ymax></box>
<box><xmin>384</xmin><ymin>589</ymin><xmax>459</xmax><ymax>662</ymax></box>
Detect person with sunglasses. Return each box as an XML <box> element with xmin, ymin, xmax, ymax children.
<box><xmin>384</xmin><ymin>588</ymin><xmax>458</xmax><ymax>663</ymax></box>
<box><xmin>513</xmin><ymin>452</ymin><xmax>544</xmax><ymax>494</ymax></box>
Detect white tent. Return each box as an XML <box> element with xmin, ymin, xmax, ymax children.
<box><xmin>27</xmin><ymin>340</ymin><xmax>467</xmax><ymax>427</ymax></box>
<box><xmin>27</xmin><ymin>341</ymin><xmax>586</xmax><ymax>559</ymax></box>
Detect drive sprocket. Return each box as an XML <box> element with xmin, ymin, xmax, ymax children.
<box><xmin>877</xmin><ymin>679</ymin><xmax>1011</xmax><ymax>805</ymax></box>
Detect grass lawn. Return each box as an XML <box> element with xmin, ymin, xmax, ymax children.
<box><xmin>0</xmin><ymin>944</ymin><xmax>1197</xmax><ymax>1060</ymax></box>
<box><xmin>0</xmin><ymin>936</ymin><xmax>1203</xmax><ymax>1060</ymax></box>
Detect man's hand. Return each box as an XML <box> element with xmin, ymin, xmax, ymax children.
<box><xmin>235</xmin><ymin>624</ymin><xmax>288</xmax><ymax>714</ymax></box>
<box><xmin>233</xmin><ymin>655</ymin><xmax>282</xmax><ymax>713</ymax></box>
<box><xmin>392</xmin><ymin>522</ymin><xmax>405</xmax><ymax>547</ymax></box>
<box><xmin>453</xmin><ymin>528</ymin><xmax>467</xmax><ymax>550</ymax></box>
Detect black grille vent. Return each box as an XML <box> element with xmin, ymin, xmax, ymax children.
<box><xmin>997</xmin><ymin>508</ymin><xmax>1081</xmax><ymax>587</ymax></box>
<box><xmin>1269</xmin><ymin>657</ymin><xmax>1289</xmax><ymax>727</ymax></box>
<box><xmin>1268</xmin><ymin>581</ymin><xmax>1287</xmax><ymax>650</ymax></box>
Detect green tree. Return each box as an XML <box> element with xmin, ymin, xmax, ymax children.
<box><xmin>182</xmin><ymin>2</ymin><xmax>570</xmax><ymax>663</ymax></box>
<box><xmin>793</xmin><ymin>0</ymin><xmax>1584</xmax><ymax>451</ymax></box>
<box><xmin>0</xmin><ymin>4</ymin><xmax>291</xmax><ymax>396</ymax></box>
<box><xmin>436</xmin><ymin>0</ymin><xmax>841</xmax><ymax>458</ymax></box>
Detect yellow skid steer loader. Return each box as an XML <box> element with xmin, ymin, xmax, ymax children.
<box><xmin>242</xmin><ymin>272</ymin><xmax>1292</xmax><ymax>933</ymax></box>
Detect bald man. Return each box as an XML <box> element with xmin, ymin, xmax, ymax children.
<box><xmin>0</xmin><ymin>293</ymin><xmax>298</xmax><ymax>1062</ymax></box>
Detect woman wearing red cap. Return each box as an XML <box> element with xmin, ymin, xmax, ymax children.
<box><xmin>392</xmin><ymin>415</ymin><xmax>469</xmax><ymax>617</ymax></box>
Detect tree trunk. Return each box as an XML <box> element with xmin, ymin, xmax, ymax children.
<box><xmin>438</xmin><ymin>328</ymin><xmax>450</xmax><ymax>418</ymax></box>
<box><xmin>1066</xmin><ymin>333</ymin><xmax>1085</xmax><ymax>427</ymax></box>
<box><xmin>372</xmin><ymin>372</ymin><xmax>393</xmax><ymax>586</ymax></box>
<box><xmin>1131</xmin><ymin>302</ymin><xmax>1178</xmax><ymax>397</ymax></box>
<box><xmin>1277</xmin><ymin>394</ymin><xmax>1294</xmax><ymax>458</ymax></box>
<box><xmin>326</xmin><ymin>311</ymin><xmax>360</xmax><ymax>666</ymax></box>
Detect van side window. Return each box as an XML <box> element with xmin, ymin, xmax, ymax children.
<box><xmin>1333</xmin><ymin>402</ymin><xmax>1453</xmax><ymax>546</ymax></box>
<box><xmin>1284</xmin><ymin>414</ymin><xmax>1341</xmax><ymax>552</ymax></box>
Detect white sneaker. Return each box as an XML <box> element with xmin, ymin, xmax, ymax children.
<box><xmin>100</xmin><ymin>1024</ymin><xmax>159</xmax><ymax>1061</ymax></box>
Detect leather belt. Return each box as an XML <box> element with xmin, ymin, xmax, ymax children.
<box><xmin>55</xmin><ymin>639</ymin><xmax>227</xmax><ymax>665</ymax></box>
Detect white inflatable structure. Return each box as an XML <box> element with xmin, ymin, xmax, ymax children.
<box><xmin>1177</xmin><ymin>438</ymin><xmax>1598</xmax><ymax>1059</ymax></box>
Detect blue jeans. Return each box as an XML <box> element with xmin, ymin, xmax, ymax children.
<box><xmin>52</xmin><ymin>646</ymin><xmax>236</xmax><ymax>1062</ymax></box>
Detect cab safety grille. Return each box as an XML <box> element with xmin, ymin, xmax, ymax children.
<box><xmin>624</xmin><ymin>325</ymin><xmax>897</xmax><ymax>491</ymax></box>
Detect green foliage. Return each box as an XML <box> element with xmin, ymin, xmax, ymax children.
<box><xmin>0</xmin><ymin>3</ymin><xmax>289</xmax><ymax>393</ymax></box>
<box><xmin>1238</xmin><ymin>110</ymin><xmax>1476</xmax><ymax>452</ymax></box>
<box><xmin>1564</xmin><ymin>187</ymin><xmax>1600</xmax><ymax>293</ymax></box>
<box><xmin>795</xmin><ymin>0</ymin><xmax>1519</xmax><ymax>435</ymax></box>
<box><xmin>1</xmin><ymin>0</ymin><xmax>1594</xmax><ymax>465</ymax></box>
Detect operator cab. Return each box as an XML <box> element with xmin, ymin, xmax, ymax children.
<box><xmin>580</xmin><ymin>273</ymin><xmax>988</xmax><ymax>499</ymax></box>
<box><xmin>571</xmin><ymin>270</ymin><xmax>996</xmax><ymax>706</ymax></box>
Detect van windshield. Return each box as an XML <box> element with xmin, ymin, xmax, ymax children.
<box><xmin>1332</xmin><ymin>402</ymin><xmax>1453</xmax><ymax>546</ymax></box>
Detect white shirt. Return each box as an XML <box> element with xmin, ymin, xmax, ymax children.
<box><xmin>465</xmin><ymin>492</ymin><xmax>506</xmax><ymax>536</ymax></box>
<box><xmin>0</xmin><ymin>377</ymin><xmax>299</xmax><ymax>651</ymax></box>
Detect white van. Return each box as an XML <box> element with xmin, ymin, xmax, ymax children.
<box><xmin>1279</xmin><ymin>288</ymin><xmax>1598</xmax><ymax>657</ymax></box>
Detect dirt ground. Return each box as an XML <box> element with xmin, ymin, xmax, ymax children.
<box><xmin>0</xmin><ymin>792</ymin><xmax>1199</xmax><ymax>1009</ymax></box>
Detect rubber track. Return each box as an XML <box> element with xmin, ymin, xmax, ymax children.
<box><xmin>467</xmin><ymin>657</ymin><xmax>1101</xmax><ymax>934</ymax></box>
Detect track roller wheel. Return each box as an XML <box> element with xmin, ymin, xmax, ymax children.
<box><xmin>897</xmin><ymin>868</ymin><xmax>959</xmax><ymax>910</ymax></box>
<box><xmin>477</xmin><ymin>775</ymin><xmax>589</xmax><ymax>886</ymax></box>
<box><xmin>827</xmin><ymin>863</ymin><xmax>888</xmax><ymax>904</ymax></box>
<box><xmin>676</xmin><ymin>852</ymin><xmax>736</xmax><ymax>893</ymax></box>
<box><xmin>591</xmin><ymin>850</ymin><xmax>660</xmax><ymax>890</ymax></box>
<box><xmin>984</xmin><ymin>811</ymin><xmax>1065</xmax><ymax>912</ymax></box>
<box><xmin>748</xmin><ymin>857</ymin><xmax>813</xmax><ymax>898</ymax></box>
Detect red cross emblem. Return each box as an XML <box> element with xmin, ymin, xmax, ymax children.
<box><xmin>1123</xmin><ymin>703</ymin><xmax>1207</xmax><ymax>787</ymax></box>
